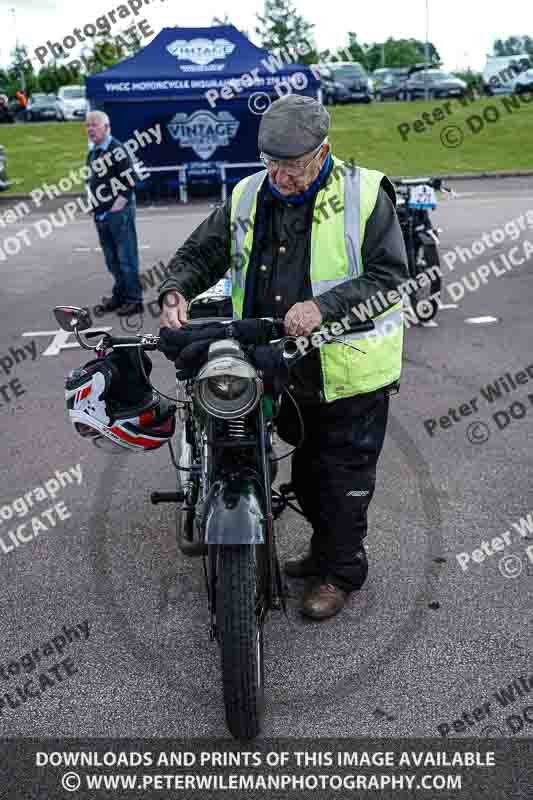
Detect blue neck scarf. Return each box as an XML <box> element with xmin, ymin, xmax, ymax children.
<box><xmin>267</xmin><ymin>152</ymin><xmax>333</xmax><ymax>205</ymax></box>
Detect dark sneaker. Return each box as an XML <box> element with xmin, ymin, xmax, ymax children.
<box><xmin>301</xmin><ymin>581</ymin><xmax>350</xmax><ymax>620</ymax></box>
<box><xmin>99</xmin><ymin>296</ymin><xmax>124</xmax><ymax>313</ymax></box>
<box><xmin>117</xmin><ymin>302</ymin><xmax>144</xmax><ymax>316</ymax></box>
<box><xmin>284</xmin><ymin>553</ymin><xmax>321</xmax><ymax>579</ymax></box>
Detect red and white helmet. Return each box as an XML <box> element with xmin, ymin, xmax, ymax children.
<box><xmin>65</xmin><ymin>351</ymin><xmax>176</xmax><ymax>452</ymax></box>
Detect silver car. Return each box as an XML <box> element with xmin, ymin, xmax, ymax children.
<box><xmin>0</xmin><ymin>144</ymin><xmax>10</xmax><ymax>191</ymax></box>
<box><xmin>513</xmin><ymin>68</ymin><xmax>533</xmax><ymax>94</ymax></box>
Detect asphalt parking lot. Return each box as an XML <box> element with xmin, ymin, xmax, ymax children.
<box><xmin>0</xmin><ymin>177</ymin><xmax>531</xmax><ymax>738</ymax></box>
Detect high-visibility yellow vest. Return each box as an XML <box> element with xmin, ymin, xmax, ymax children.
<box><xmin>229</xmin><ymin>155</ymin><xmax>403</xmax><ymax>402</ymax></box>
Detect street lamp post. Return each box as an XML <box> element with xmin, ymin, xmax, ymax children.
<box><xmin>424</xmin><ymin>0</ymin><xmax>430</xmax><ymax>101</ymax></box>
<box><xmin>10</xmin><ymin>7</ymin><xmax>26</xmax><ymax>93</ymax></box>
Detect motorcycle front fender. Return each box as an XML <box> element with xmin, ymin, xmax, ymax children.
<box><xmin>204</xmin><ymin>478</ymin><xmax>265</xmax><ymax>545</ymax></box>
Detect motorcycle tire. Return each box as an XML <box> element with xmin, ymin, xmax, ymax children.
<box><xmin>411</xmin><ymin>243</ymin><xmax>442</xmax><ymax>323</ymax></box>
<box><xmin>216</xmin><ymin>544</ymin><xmax>265</xmax><ymax>739</ymax></box>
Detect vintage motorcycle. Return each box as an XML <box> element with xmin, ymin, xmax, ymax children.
<box><xmin>394</xmin><ymin>176</ymin><xmax>453</xmax><ymax>322</ymax></box>
<box><xmin>53</xmin><ymin>302</ymin><xmax>374</xmax><ymax>740</ymax></box>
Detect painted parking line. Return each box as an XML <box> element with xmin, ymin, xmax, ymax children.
<box><xmin>464</xmin><ymin>316</ymin><xmax>499</xmax><ymax>325</ymax></box>
<box><xmin>0</xmin><ymin>213</ymin><xmax>209</xmax><ymax>229</ymax></box>
<box><xmin>22</xmin><ymin>327</ymin><xmax>113</xmax><ymax>356</ymax></box>
<box><xmin>73</xmin><ymin>245</ymin><xmax>152</xmax><ymax>253</ymax></box>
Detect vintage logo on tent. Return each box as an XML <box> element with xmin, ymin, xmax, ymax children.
<box><xmin>166</xmin><ymin>38</ymin><xmax>235</xmax><ymax>72</ymax></box>
<box><xmin>167</xmin><ymin>111</ymin><xmax>239</xmax><ymax>160</ymax></box>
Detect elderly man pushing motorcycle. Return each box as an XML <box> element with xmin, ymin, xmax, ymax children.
<box><xmin>158</xmin><ymin>94</ymin><xmax>409</xmax><ymax>620</ymax></box>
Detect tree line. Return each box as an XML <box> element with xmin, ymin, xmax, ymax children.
<box><xmin>2</xmin><ymin>0</ymin><xmax>531</xmax><ymax>99</ymax></box>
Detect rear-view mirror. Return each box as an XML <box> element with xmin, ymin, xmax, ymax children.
<box><xmin>53</xmin><ymin>305</ymin><xmax>92</xmax><ymax>332</ymax></box>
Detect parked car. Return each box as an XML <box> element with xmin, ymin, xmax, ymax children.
<box><xmin>0</xmin><ymin>145</ymin><xmax>11</xmax><ymax>191</ymax></box>
<box><xmin>403</xmin><ymin>69</ymin><xmax>467</xmax><ymax>100</ymax></box>
<box><xmin>482</xmin><ymin>53</ymin><xmax>531</xmax><ymax>95</ymax></box>
<box><xmin>318</xmin><ymin>62</ymin><xmax>373</xmax><ymax>104</ymax></box>
<box><xmin>26</xmin><ymin>93</ymin><xmax>62</xmax><ymax>122</ymax></box>
<box><xmin>372</xmin><ymin>67</ymin><xmax>410</xmax><ymax>101</ymax></box>
<box><xmin>4</xmin><ymin>96</ymin><xmax>27</xmax><ymax>121</ymax></box>
<box><xmin>513</xmin><ymin>67</ymin><xmax>533</xmax><ymax>94</ymax></box>
<box><xmin>0</xmin><ymin>94</ymin><xmax>14</xmax><ymax>124</ymax></box>
<box><xmin>56</xmin><ymin>85</ymin><xmax>87</xmax><ymax>120</ymax></box>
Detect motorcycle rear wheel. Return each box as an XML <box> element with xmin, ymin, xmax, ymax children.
<box><xmin>410</xmin><ymin>243</ymin><xmax>442</xmax><ymax>323</ymax></box>
<box><xmin>216</xmin><ymin>544</ymin><xmax>266</xmax><ymax>739</ymax></box>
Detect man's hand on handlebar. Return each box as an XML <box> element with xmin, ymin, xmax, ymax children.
<box><xmin>160</xmin><ymin>290</ymin><xmax>188</xmax><ymax>329</ymax></box>
<box><xmin>284</xmin><ymin>300</ymin><xmax>323</xmax><ymax>337</ymax></box>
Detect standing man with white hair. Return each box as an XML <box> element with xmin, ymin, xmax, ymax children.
<box><xmin>85</xmin><ymin>110</ymin><xmax>143</xmax><ymax>316</ymax></box>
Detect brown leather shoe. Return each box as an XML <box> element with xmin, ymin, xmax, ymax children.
<box><xmin>301</xmin><ymin>581</ymin><xmax>349</xmax><ymax>620</ymax></box>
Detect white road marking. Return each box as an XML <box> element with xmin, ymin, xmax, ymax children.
<box><xmin>73</xmin><ymin>244</ymin><xmax>151</xmax><ymax>253</ymax></box>
<box><xmin>22</xmin><ymin>327</ymin><xmax>113</xmax><ymax>356</ymax></box>
<box><xmin>0</xmin><ymin>212</ymin><xmax>208</xmax><ymax>228</ymax></box>
<box><xmin>464</xmin><ymin>316</ymin><xmax>500</xmax><ymax>324</ymax></box>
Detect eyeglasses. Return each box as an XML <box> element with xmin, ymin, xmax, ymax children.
<box><xmin>260</xmin><ymin>143</ymin><xmax>325</xmax><ymax>177</ymax></box>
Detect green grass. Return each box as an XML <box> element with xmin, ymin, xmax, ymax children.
<box><xmin>329</xmin><ymin>94</ymin><xmax>533</xmax><ymax>175</ymax></box>
<box><xmin>0</xmin><ymin>122</ymin><xmax>87</xmax><ymax>196</ymax></box>
<box><xmin>0</xmin><ymin>94</ymin><xmax>532</xmax><ymax>196</ymax></box>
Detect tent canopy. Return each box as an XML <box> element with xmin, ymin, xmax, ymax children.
<box><xmin>86</xmin><ymin>25</ymin><xmax>319</xmax><ymax>102</ymax></box>
<box><xmin>85</xmin><ymin>26</ymin><xmax>320</xmax><ymax>196</ymax></box>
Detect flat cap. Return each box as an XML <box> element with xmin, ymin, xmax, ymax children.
<box><xmin>258</xmin><ymin>95</ymin><xmax>330</xmax><ymax>159</ymax></box>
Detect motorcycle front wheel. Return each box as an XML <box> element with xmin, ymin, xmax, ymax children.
<box><xmin>410</xmin><ymin>243</ymin><xmax>442</xmax><ymax>322</ymax></box>
<box><xmin>216</xmin><ymin>544</ymin><xmax>266</xmax><ymax>739</ymax></box>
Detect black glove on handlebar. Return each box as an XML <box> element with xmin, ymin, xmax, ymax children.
<box><xmin>173</xmin><ymin>340</ymin><xmax>213</xmax><ymax>380</ymax></box>
<box><xmin>158</xmin><ymin>320</ymin><xmax>289</xmax><ymax>386</ymax></box>
<box><xmin>158</xmin><ymin>319</ymin><xmax>285</xmax><ymax>365</ymax></box>
<box><xmin>174</xmin><ymin>341</ymin><xmax>290</xmax><ymax>390</ymax></box>
<box><xmin>158</xmin><ymin>324</ymin><xmax>227</xmax><ymax>362</ymax></box>
<box><xmin>230</xmin><ymin>319</ymin><xmax>285</xmax><ymax>345</ymax></box>
<box><xmin>251</xmin><ymin>344</ymin><xmax>289</xmax><ymax>396</ymax></box>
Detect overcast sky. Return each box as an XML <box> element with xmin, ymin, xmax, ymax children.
<box><xmin>0</xmin><ymin>0</ymin><xmax>531</xmax><ymax>72</ymax></box>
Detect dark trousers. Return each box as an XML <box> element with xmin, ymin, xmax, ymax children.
<box><xmin>277</xmin><ymin>388</ymin><xmax>390</xmax><ymax>592</ymax></box>
<box><xmin>95</xmin><ymin>206</ymin><xmax>143</xmax><ymax>304</ymax></box>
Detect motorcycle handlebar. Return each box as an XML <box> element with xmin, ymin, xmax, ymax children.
<box><xmin>88</xmin><ymin>316</ymin><xmax>376</xmax><ymax>352</ymax></box>
<box><xmin>172</xmin><ymin>317</ymin><xmax>376</xmax><ymax>336</ymax></box>
<box><xmin>394</xmin><ymin>176</ymin><xmax>452</xmax><ymax>192</ymax></box>
<box><xmin>82</xmin><ymin>330</ymin><xmax>159</xmax><ymax>350</ymax></box>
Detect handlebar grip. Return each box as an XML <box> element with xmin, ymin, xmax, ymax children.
<box><xmin>342</xmin><ymin>319</ymin><xmax>375</xmax><ymax>334</ymax></box>
<box><xmin>106</xmin><ymin>336</ymin><xmax>146</xmax><ymax>346</ymax></box>
<box><xmin>84</xmin><ymin>330</ymin><xmax>108</xmax><ymax>339</ymax></box>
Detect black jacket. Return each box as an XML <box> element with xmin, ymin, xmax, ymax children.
<box><xmin>157</xmin><ymin>157</ymin><xmax>409</xmax><ymax>404</ymax></box>
<box><xmin>86</xmin><ymin>136</ymin><xmax>136</xmax><ymax>215</ymax></box>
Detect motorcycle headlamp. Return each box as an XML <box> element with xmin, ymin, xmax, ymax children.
<box><xmin>207</xmin><ymin>374</ymin><xmax>250</xmax><ymax>400</ymax></box>
<box><xmin>194</xmin><ymin>342</ymin><xmax>262</xmax><ymax>420</ymax></box>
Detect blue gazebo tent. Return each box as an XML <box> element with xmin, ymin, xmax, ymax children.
<box><xmin>85</xmin><ymin>26</ymin><xmax>320</xmax><ymax>199</ymax></box>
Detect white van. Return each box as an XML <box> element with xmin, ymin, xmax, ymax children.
<box><xmin>482</xmin><ymin>53</ymin><xmax>532</xmax><ymax>95</ymax></box>
<box><xmin>56</xmin><ymin>85</ymin><xmax>87</xmax><ymax>121</ymax></box>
